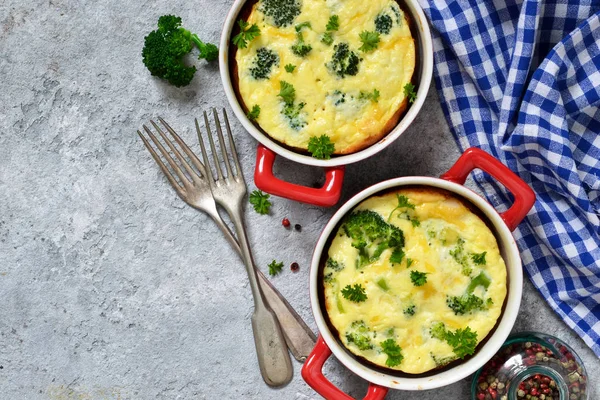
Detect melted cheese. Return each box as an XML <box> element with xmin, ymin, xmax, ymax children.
<box><xmin>323</xmin><ymin>189</ymin><xmax>507</xmax><ymax>374</ymax></box>
<box><xmin>235</xmin><ymin>0</ymin><xmax>415</xmax><ymax>154</ymax></box>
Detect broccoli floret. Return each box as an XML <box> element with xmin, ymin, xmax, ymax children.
<box><xmin>282</xmin><ymin>101</ymin><xmax>306</xmax><ymax>130</ymax></box>
<box><xmin>291</xmin><ymin>32</ymin><xmax>312</xmax><ymax>57</ymax></box>
<box><xmin>446</xmin><ymin>293</ymin><xmax>492</xmax><ymax>315</ymax></box>
<box><xmin>259</xmin><ymin>0</ymin><xmax>301</xmax><ymax>27</ymax></box>
<box><xmin>375</xmin><ymin>14</ymin><xmax>393</xmax><ymax>34</ymax></box>
<box><xmin>430</xmin><ymin>322</ymin><xmax>447</xmax><ymax>340</ymax></box>
<box><xmin>142</xmin><ymin>15</ymin><xmax>218</xmax><ymax>87</ymax></box>
<box><xmin>431</xmin><ymin>353</ymin><xmax>457</xmax><ymax>367</ymax></box>
<box><xmin>342</xmin><ymin>210</ymin><xmax>405</xmax><ymax>268</ymax></box>
<box><xmin>345</xmin><ymin>320</ymin><xmax>373</xmax><ymax>350</ymax></box>
<box><xmin>249</xmin><ymin>48</ymin><xmax>279</xmax><ymax>80</ymax></box>
<box><xmin>328</xmin><ymin>42</ymin><xmax>361</xmax><ymax>78</ymax></box>
<box><xmin>326</xmin><ymin>258</ymin><xmax>344</xmax><ymax>271</ymax></box>
<box><xmin>403</xmin><ymin>304</ymin><xmax>415</xmax><ymax>316</ymax></box>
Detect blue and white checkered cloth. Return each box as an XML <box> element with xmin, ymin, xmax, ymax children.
<box><xmin>418</xmin><ymin>0</ymin><xmax>600</xmax><ymax>356</ymax></box>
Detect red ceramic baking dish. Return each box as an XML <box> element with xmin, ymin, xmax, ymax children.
<box><xmin>219</xmin><ymin>0</ymin><xmax>434</xmax><ymax>206</ymax></box>
<box><xmin>301</xmin><ymin>148</ymin><xmax>536</xmax><ymax>399</ymax></box>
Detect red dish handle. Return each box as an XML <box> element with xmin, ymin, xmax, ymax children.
<box><xmin>301</xmin><ymin>336</ymin><xmax>389</xmax><ymax>400</ymax></box>
<box><xmin>254</xmin><ymin>145</ymin><xmax>345</xmax><ymax>207</ymax></box>
<box><xmin>440</xmin><ymin>147</ymin><xmax>536</xmax><ymax>231</ymax></box>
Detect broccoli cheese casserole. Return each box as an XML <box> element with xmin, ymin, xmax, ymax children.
<box><xmin>322</xmin><ymin>188</ymin><xmax>507</xmax><ymax>374</ymax></box>
<box><xmin>234</xmin><ymin>0</ymin><xmax>416</xmax><ymax>156</ymax></box>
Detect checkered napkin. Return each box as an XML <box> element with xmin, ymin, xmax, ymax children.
<box><xmin>417</xmin><ymin>0</ymin><xmax>600</xmax><ymax>356</ymax></box>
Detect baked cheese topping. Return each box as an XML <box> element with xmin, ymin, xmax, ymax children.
<box><xmin>323</xmin><ymin>189</ymin><xmax>507</xmax><ymax>373</ymax></box>
<box><xmin>235</xmin><ymin>0</ymin><xmax>416</xmax><ymax>155</ymax></box>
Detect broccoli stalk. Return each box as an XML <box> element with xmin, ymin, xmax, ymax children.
<box><xmin>142</xmin><ymin>15</ymin><xmax>218</xmax><ymax>87</ymax></box>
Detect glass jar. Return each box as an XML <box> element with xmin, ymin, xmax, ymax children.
<box><xmin>471</xmin><ymin>331</ymin><xmax>588</xmax><ymax>400</ymax></box>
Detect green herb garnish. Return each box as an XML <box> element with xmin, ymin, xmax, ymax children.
<box><xmin>388</xmin><ymin>194</ymin><xmax>415</xmax><ymax>221</ymax></box>
<box><xmin>410</xmin><ymin>270</ymin><xmax>428</xmax><ymax>287</ymax></box>
<box><xmin>380</xmin><ymin>339</ymin><xmax>404</xmax><ymax>367</ymax></box>
<box><xmin>307</xmin><ymin>135</ymin><xmax>335</xmax><ymax>159</ymax></box>
<box><xmin>278</xmin><ymin>80</ymin><xmax>296</xmax><ymax>104</ymax></box>
<box><xmin>341</xmin><ymin>284</ymin><xmax>368</xmax><ymax>302</ymax></box>
<box><xmin>326</xmin><ymin>15</ymin><xmax>340</xmax><ymax>31</ymax></box>
<box><xmin>246</xmin><ymin>104</ymin><xmax>260</xmax><ymax>120</ymax></box>
<box><xmin>233</xmin><ymin>20</ymin><xmax>261</xmax><ymax>49</ymax></box>
<box><xmin>359</xmin><ymin>31</ymin><xmax>380</xmax><ymax>52</ymax></box>
<box><xmin>249</xmin><ymin>189</ymin><xmax>271</xmax><ymax>214</ymax></box>
<box><xmin>404</xmin><ymin>82</ymin><xmax>417</xmax><ymax>103</ymax></box>
<box><xmin>429</xmin><ymin>322</ymin><xmax>478</xmax><ymax>359</ymax></box>
<box><xmin>268</xmin><ymin>259</ymin><xmax>284</xmax><ymax>276</ymax></box>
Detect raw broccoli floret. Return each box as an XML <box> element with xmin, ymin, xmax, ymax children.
<box><xmin>249</xmin><ymin>48</ymin><xmax>279</xmax><ymax>80</ymax></box>
<box><xmin>375</xmin><ymin>14</ymin><xmax>393</xmax><ymax>34</ymax></box>
<box><xmin>345</xmin><ymin>320</ymin><xmax>373</xmax><ymax>350</ymax></box>
<box><xmin>342</xmin><ymin>210</ymin><xmax>405</xmax><ymax>268</ymax></box>
<box><xmin>328</xmin><ymin>42</ymin><xmax>360</xmax><ymax>78</ymax></box>
<box><xmin>142</xmin><ymin>15</ymin><xmax>218</xmax><ymax>87</ymax></box>
<box><xmin>259</xmin><ymin>0</ymin><xmax>301</xmax><ymax>27</ymax></box>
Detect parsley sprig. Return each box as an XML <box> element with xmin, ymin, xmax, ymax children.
<box><xmin>321</xmin><ymin>15</ymin><xmax>340</xmax><ymax>46</ymax></box>
<box><xmin>341</xmin><ymin>283</ymin><xmax>368</xmax><ymax>302</ymax></box>
<box><xmin>380</xmin><ymin>338</ymin><xmax>404</xmax><ymax>367</ymax></box>
<box><xmin>307</xmin><ymin>135</ymin><xmax>335</xmax><ymax>159</ymax></box>
<box><xmin>359</xmin><ymin>31</ymin><xmax>380</xmax><ymax>52</ymax></box>
<box><xmin>268</xmin><ymin>260</ymin><xmax>284</xmax><ymax>276</ymax></box>
<box><xmin>246</xmin><ymin>104</ymin><xmax>260</xmax><ymax>120</ymax></box>
<box><xmin>249</xmin><ymin>189</ymin><xmax>271</xmax><ymax>214</ymax></box>
<box><xmin>430</xmin><ymin>322</ymin><xmax>478</xmax><ymax>359</ymax></box>
<box><xmin>410</xmin><ymin>270</ymin><xmax>428</xmax><ymax>286</ymax></box>
<box><xmin>278</xmin><ymin>80</ymin><xmax>296</xmax><ymax>104</ymax></box>
<box><xmin>233</xmin><ymin>20</ymin><xmax>261</xmax><ymax>49</ymax></box>
<box><xmin>404</xmin><ymin>82</ymin><xmax>417</xmax><ymax>103</ymax></box>
<box><xmin>326</xmin><ymin>15</ymin><xmax>340</xmax><ymax>31</ymax></box>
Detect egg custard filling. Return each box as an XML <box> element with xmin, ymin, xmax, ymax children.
<box><xmin>323</xmin><ymin>188</ymin><xmax>507</xmax><ymax>374</ymax></box>
<box><xmin>234</xmin><ymin>0</ymin><xmax>416</xmax><ymax>155</ymax></box>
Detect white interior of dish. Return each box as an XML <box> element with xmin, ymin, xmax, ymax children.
<box><xmin>219</xmin><ymin>0</ymin><xmax>434</xmax><ymax>167</ymax></box>
<box><xmin>309</xmin><ymin>177</ymin><xmax>523</xmax><ymax>390</ymax></box>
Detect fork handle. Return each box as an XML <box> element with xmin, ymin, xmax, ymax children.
<box><xmin>229</xmin><ymin>208</ymin><xmax>293</xmax><ymax>387</ymax></box>
<box><xmin>207</xmin><ymin>210</ymin><xmax>316</xmax><ymax>362</ymax></box>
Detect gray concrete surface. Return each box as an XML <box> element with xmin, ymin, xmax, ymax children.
<box><xmin>0</xmin><ymin>1</ymin><xmax>597</xmax><ymax>399</ymax></box>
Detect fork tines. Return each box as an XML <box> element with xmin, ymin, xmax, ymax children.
<box><xmin>137</xmin><ymin>117</ymin><xmax>206</xmax><ymax>196</ymax></box>
<box><xmin>195</xmin><ymin>108</ymin><xmax>243</xmax><ymax>184</ymax></box>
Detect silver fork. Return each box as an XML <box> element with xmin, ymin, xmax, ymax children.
<box><xmin>196</xmin><ymin>109</ymin><xmax>293</xmax><ymax>387</ymax></box>
<box><xmin>137</xmin><ymin>116</ymin><xmax>295</xmax><ymax>386</ymax></box>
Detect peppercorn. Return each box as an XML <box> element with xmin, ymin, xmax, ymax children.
<box><xmin>290</xmin><ymin>262</ymin><xmax>299</xmax><ymax>272</ymax></box>
<box><xmin>282</xmin><ymin>218</ymin><xmax>290</xmax><ymax>228</ymax></box>
<box><xmin>294</xmin><ymin>223</ymin><xmax>302</xmax><ymax>231</ymax></box>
